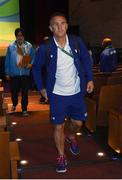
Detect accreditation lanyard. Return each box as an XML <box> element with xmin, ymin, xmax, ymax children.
<box><xmin>57</xmin><ymin>46</ymin><xmax>73</xmax><ymax>58</ymax></box>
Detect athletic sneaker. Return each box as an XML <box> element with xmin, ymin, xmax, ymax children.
<box><xmin>22</xmin><ymin>111</ymin><xmax>29</xmax><ymax>117</ymax></box>
<box><xmin>11</xmin><ymin>106</ymin><xmax>16</xmax><ymax>112</ymax></box>
<box><xmin>56</xmin><ymin>155</ymin><xmax>67</xmax><ymax>173</ymax></box>
<box><xmin>66</xmin><ymin>137</ymin><xmax>80</xmax><ymax>155</ymax></box>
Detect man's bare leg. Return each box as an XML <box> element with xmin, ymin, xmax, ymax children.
<box><xmin>68</xmin><ymin>119</ymin><xmax>82</xmax><ymax>139</ymax></box>
<box><xmin>66</xmin><ymin>119</ymin><xmax>83</xmax><ymax>155</ymax></box>
<box><xmin>54</xmin><ymin>123</ymin><xmax>65</xmax><ymax>155</ymax></box>
<box><xmin>54</xmin><ymin>123</ymin><xmax>67</xmax><ymax>173</ymax></box>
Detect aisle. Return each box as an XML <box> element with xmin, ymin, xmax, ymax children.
<box><xmin>5</xmin><ymin>94</ymin><xmax>122</xmax><ymax>179</ymax></box>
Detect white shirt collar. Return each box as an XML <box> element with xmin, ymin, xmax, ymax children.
<box><xmin>53</xmin><ymin>35</ymin><xmax>69</xmax><ymax>49</ymax></box>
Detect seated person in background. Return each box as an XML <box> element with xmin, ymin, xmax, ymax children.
<box><xmin>87</xmin><ymin>42</ymin><xmax>94</xmax><ymax>66</ymax></box>
<box><xmin>100</xmin><ymin>38</ymin><xmax>118</xmax><ymax>72</ymax></box>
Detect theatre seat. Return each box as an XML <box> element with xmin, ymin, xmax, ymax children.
<box><xmin>0</xmin><ymin>131</ymin><xmax>20</xmax><ymax>179</ymax></box>
<box><xmin>0</xmin><ymin>116</ymin><xmax>6</xmax><ymax>131</ymax></box>
<box><xmin>85</xmin><ymin>84</ymin><xmax>122</xmax><ymax>132</ymax></box>
<box><xmin>108</xmin><ymin>109</ymin><xmax>122</xmax><ymax>154</ymax></box>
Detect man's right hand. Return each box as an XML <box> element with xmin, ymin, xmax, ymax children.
<box><xmin>40</xmin><ymin>88</ymin><xmax>48</xmax><ymax>102</ymax></box>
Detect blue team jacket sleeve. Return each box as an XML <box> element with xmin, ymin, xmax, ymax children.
<box><xmin>32</xmin><ymin>45</ymin><xmax>45</xmax><ymax>91</ymax></box>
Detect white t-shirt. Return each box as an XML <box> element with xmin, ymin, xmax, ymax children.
<box><xmin>53</xmin><ymin>36</ymin><xmax>80</xmax><ymax>96</ymax></box>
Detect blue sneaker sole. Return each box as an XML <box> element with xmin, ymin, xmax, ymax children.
<box><xmin>66</xmin><ymin>137</ymin><xmax>80</xmax><ymax>155</ymax></box>
<box><xmin>69</xmin><ymin>147</ymin><xmax>80</xmax><ymax>155</ymax></box>
<box><xmin>56</xmin><ymin>168</ymin><xmax>67</xmax><ymax>173</ymax></box>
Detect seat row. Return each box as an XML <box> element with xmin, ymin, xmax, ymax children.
<box><xmin>0</xmin><ymin>86</ymin><xmax>20</xmax><ymax>179</ymax></box>
<box><xmin>85</xmin><ymin>84</ymin><xmax>122</xmax><ymax>154</ymax></box>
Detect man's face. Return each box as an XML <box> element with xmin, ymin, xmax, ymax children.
<box><xmin>16</xmin><ymin>32</ymin><xmax>24</xmax><ymax>45</ymax></box>
<box><xmin>49</xmin><ymin>16</ymin><xmax>68</xmax><ymax>38</ymax></box>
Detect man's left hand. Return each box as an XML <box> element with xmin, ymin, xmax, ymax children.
<box><xmin>86</xmin><ymin>81</ymin><xmax>94</xmax><ymax>93</ymax></box>
<box><xmin>27</xmin><ymin>64</ymin><xmax>32</xmax><ymax>69</ymax></box>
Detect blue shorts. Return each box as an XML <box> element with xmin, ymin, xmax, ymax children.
<box><xmin>50</xmin><ymin>92</ymin><xmax>87</xmax><ymax>125</ymax></box>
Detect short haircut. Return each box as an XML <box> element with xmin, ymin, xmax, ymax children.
<box><xmin>49</xmin><ymin>12</ymin><xmax>67</xmax><ymax>24</ymax></box>
<box><xmin>102</xmin><ymin>38</ymin><xmax>112</xmax><ymax>47</ymax></box>
<box><xmin>15</xmin><ymin>28</ymin><xmax>25</xmax><ymax>37</ymax></box>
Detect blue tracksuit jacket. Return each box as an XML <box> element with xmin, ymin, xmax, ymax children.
<box><xmin>5</xmin><ymin>41</ymin><xmax>35</xmax><ymax>76</ymax></box>
<box><xmin>32</xmin><ymin>35</ymin><xmax>93</xmax><ymax>99</ymax></box>
<box><xmin>100</xmin><ymin>46</ymin><xmax>118</xmax><ymax>72</ymax></box>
